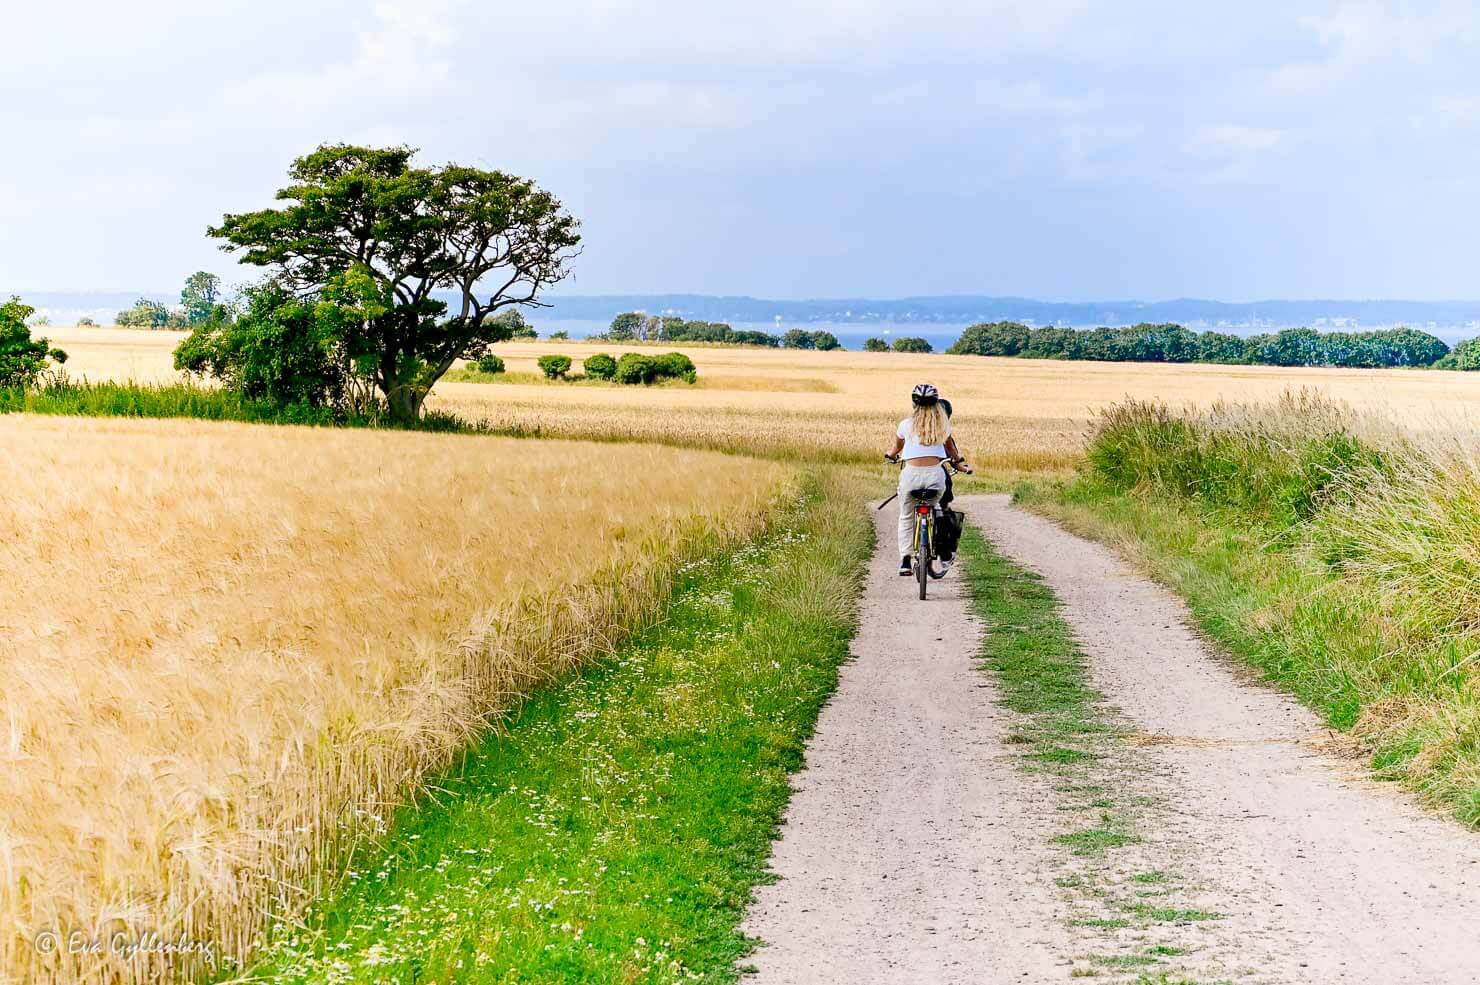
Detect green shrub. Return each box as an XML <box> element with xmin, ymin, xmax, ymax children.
<box><xmin>583</xmin><ymin>353</ymin><xmax>617</xmax><ymax>379</ymax></box>
<box><xmin>173</xmin><ymin>281</ymin><xmax>351</xmax><ymax>411</ymax></box>
<box><xmin>892</xmin><ymin>337</ymin><xmax>932</xmax><ymax>353</ymax></box>
<box><xmin>782</xmin><ymin>328</ymin><xmax>815</xmax><ymax>350</ymax></box>
<box><xmin>863</xmin><ymin>338</ymin><xmax>889</xmax><ymax>352</ymax></box>
<box><xmin>537</xmin><ymin>354</ymin><xmax>572</xmax><ymax>379</ymax></box>
<box><xmin>1434</xmin><ymin>337</ymin><xmax>1480</xmax><ymax>370</ymax></box>
<box><xmin>550</xmin><ymin>330</ymin><xmax>570</xmax><ymax>340</ymax></box>
<box><xmin>614</xmin><ymin>352</ymin><xmax>658</xmax><ymax>384</ymax></box>
<box><xmin>476</xmin><ymin>354</ymin><xmax>505</xmax><ymax>375</ymax></box>
<box><xmin>654</xmin><ymin>352</ymin><xmax>697</xmax><ymax>383</ymax></box>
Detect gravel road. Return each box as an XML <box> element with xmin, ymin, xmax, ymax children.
<box><xmin>742</xmin><ymin>494</ymin><xmax>1480</xmax><ymax>984</ymax></box>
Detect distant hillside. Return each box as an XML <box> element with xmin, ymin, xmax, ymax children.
<box><xmin>15</xmin><ymin>290</ymin><xmax>1480</xmax><ymax>337</ymax></box>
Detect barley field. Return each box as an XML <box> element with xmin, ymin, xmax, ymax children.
<box><xmin>46</xmin><ymin>325</ymin><xmax>1480</xmax><ymax>475</ymax></box>
<box><xmin>1</xmin><ymin>414</ymin><xmax>790</xmax><ymax>983</ymax></box>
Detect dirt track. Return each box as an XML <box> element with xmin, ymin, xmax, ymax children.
<box><xmin>742</xmin><ymin>495</ymin><xmax>1480</xmax><ymax>984</ymax></box>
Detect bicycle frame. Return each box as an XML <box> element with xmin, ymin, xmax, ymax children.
<box><xmin>911</xmin><ymin>500</ymin><xmax>936</xmax><ymax>599</ymax></box>
<box><xmin>911</xmin><ymin>502</ymin><xmax>932</xmax><ymax>554</ymax></box>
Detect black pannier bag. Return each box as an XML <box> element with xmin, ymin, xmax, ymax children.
<box><xmin>935</xmin><ymin>509</ymin><xmax>964</xmax><ymax>560</ymax></box>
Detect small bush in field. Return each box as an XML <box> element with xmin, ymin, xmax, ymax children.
<box><xmin>584</xmin><ymin>353</ymin><xmax>617</xmax><ymax>379</ymax></box>
<box><xmin>476</xmin><ymin>354</ymin><xmax>505</xmax><ymax>375</ymax></box>
<box><xmin>614</xmin><ymin>353</ymin><xmax>658</xmax><ymax>384</ymax></box>
<box><xmin>655</xmin><ymin>352</ymin><xmax>697</xmax><ymax>383</ymax></box>
<box><xmin>538</xmin><ymin>354</ymin><xmax>572</xmax><ymax>380</ymax></box>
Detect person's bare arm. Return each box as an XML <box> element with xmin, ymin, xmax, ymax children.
<box><xmin>885</xmin><ymin>435</ymin><xmax>905</xmax><ymax>461</ymax></box>
<box><xmin>945</xmin><ymin>435</ymin><xmax>973</xmax><ymax>472</ymax></box>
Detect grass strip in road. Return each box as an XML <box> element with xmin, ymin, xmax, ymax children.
<box><xmin>957</xmin><ymin>523</ymin><xmax>1131</xmax><ymax>855</ymax></box>
<box><xmin>243</xmin><ymin>471</ymin><xmax>871</xmax><ymax>984</ymax></box>
<box><xmin>958</xmin><ymin>523</ymin><xmax>1226</xmax><ymax>984</ymax></box>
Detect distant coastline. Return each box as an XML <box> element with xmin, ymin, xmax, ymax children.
<box><xmin>15</xmin><ymin>291</ymin><xmax>1480</xmax><ymax>342</ymax></box>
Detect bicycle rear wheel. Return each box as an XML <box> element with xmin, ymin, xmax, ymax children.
<box><xmin>917</xmin><ymin>517</ymin><xmax>930</xmax><ymax>600</ymax></box>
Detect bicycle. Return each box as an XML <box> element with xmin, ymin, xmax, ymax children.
<box><xmin>879</xmin><ymin>456</ymin><xmax>972</xmax><ymax>600</ymax></box>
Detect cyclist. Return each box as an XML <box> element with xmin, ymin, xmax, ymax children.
<box><xmin>885</xmin><ymin>383</ymin><xmax>970</xmax><ymax>575</ymax></box>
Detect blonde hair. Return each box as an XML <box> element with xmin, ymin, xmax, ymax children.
<box><xmin>910</xmin><ymin>403</ymin><xmax>949</xmax><ymax>446</ymax></box>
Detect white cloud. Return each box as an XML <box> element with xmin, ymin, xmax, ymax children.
<box><xmin>225</xmin><ymin>0</ymin><xmax>457</xmax><ymax>116</ymax></box>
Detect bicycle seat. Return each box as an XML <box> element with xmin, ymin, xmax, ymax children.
<box><xmin>909</xmin><ymin>488</ymin><xmax>940</xmax><ymax>502</ymax></box>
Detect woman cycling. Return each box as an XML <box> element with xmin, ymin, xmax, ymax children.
<box><xmin>885</xmin><ymin>383</ymin><xmax>970</xmax><ymax>575</ymax></box>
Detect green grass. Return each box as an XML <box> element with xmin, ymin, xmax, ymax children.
<box><xmin>1053</xmin><ymin>826</ymin><xmax>1139</xmax><ymax>856</ymax></box>
<box><xmin>959</xmin><ymin>525</ymin><xmax>1100</xmax><ymax>727</ymax></box>
<box><xmin>243</xmin><ymin>473</ymin><xmax>871</xmax><ymax>984</ymax></box>
<box><xmin>1128</xmin><ymin>905</ymin><xmax>1220</xmax><ymax>924</ymax></box>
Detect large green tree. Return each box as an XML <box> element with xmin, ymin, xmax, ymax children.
<box><xmin>208</xmin><ymin>145</ymin><xmax>581</xmax><ymax>421</ymax></box>
<box><xmin>180</xmin><ymin>271</ymin><xmax>225</xmax><ymax>325</ymax></box>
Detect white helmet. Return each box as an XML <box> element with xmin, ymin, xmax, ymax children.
<box><xmin>911</xmin><ymin>382</ymin><xmax>939</xmax><ymax>407</ymax></box>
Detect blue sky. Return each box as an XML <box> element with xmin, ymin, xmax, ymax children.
<box><xmin>5</xmin><ymin>1</ymin><xmax>1479</xmax><ymax>300</ymax></box>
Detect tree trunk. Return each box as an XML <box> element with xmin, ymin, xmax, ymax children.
<box><xmin>386</xmin><ymin>387</ymin><xmax>422</xmax><ymax>424</ymax></box>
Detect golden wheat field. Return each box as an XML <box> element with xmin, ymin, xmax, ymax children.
<box><xmin>46</xmin><ymin>325</ymin><xmax>1480</xmax><ymax>474</ymax></box>
<box><xmin>1</xmin><ymin>414</ymin><xmax>790</xmax><ymax>983</ymax></box>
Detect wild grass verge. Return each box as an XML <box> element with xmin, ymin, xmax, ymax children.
<box><xmin>1020</xmin><ymin>391</ymin><xmax>1480</xmax><ymax>826</ymax></box>
<box><xmin>243</xmin><ymin>469</ymin><xmax>872</xmax><ymax>983</ymax></box>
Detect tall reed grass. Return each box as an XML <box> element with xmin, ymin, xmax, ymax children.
<box><xmin>1</xmin><ymin>415</ymin><xmax>792</xmax><ymax>983</ymax></box>
<box><xmin>1077</xmin><ymin>391</ymin><xmax>1480</xmax><ymax>824</ymax></box>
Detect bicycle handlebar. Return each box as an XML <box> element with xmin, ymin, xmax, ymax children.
<box><xmin>884</xmin><ymin>453</ymin><xmax>972</xmax><ymax>475</ymax></box>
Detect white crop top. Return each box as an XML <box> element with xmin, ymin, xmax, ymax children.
<box><xmin>897</xmin><ymin>417</ymin><xmax>950</xmax><ymax>459</ymax></box>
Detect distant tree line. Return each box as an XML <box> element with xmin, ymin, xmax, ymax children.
<box><xmin>946</xmin><ymin>321</ymin><xmax>1456</xmax><ymax>369</ymax></box>
<box><xmin>601</xmin><ymin>312</ymin><xmax>841</xmax><ymax>350</ymax></box>
<box><xmin>117</xmin><ymin>272</ymin><xmax>234</xmax><ymax>329</ymax></box>
<box><xmin>863</xmin><ymin>336</ymin><xmax>933</xmax><ymax>353</ymax></box>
